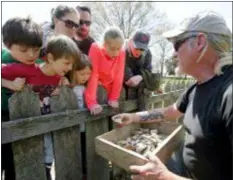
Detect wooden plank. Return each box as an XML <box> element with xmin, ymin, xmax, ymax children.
<box><xmin>97</xmin><ymin>85</ymin><xmax>108</xmax><ymax>104</ymax></box>
<box><xmin>116</xmin><ymin>87</ymin><xmax>127</xmax><ymax>118</ymax></box>
<box><xmin>154</xmin><ymin>101</ymin><xmax>163</xmax><ymax>110</ymax></box>
<box><xmin>149</xmin><ymin>89</ymin><xmax>184</xmax><ymax>104</ymax></box>
<box><xmin>153</xmin><ymin>125</ymin><xmax>184</xmax><ymax>163</ymax></box>
<box><xmin>109</xmin><ymin>88</ymin><xmax>126</xmax><ymax>131</ymax></box>
<box><xmin>53</xmin><ymin>127</ymin><xmax>82</xmax><ymax>180</ymax></box>
<box><xmin>141</xmin><ymin>122</ymin><xmax>179</xmax><ymax>135</ymax></box>
<box><xmin>111</xmin><ymin>88</ymin><xmax>127</xmax><ymax>179</ymax></box>
<box><xmin>95</xmin><ymin>123</ymin><xmax>182</xmax><ymax>172</ymax></box>
<box><xmin>2</xmin><ymin>100</ymin><xmax>137</xmax><ymax>144</ymax></box>
<box><xmin>2</xmin><ymin>92</ymin><xmax>181</xmax><ymax>144</ymax></box>
<box><xmin>95</xmin><ymin>137</ymin><xmax>148</xmax><ymax>172</ymax></box>
<box><xmin>100</xmin><ymin>124</ymin><xmax>140</xmax><ymax>143</ymax></box>
<box><xmin>50</xmin><ymin>87</ymin><xmax>78</xmax><ymax>113</ymax></box>
<box><xmin>86</xmin><ymin>119</ymin><xmax>110</xmax><ymax>180</ymax></box>
<box><xmin>51</xmin><ymin>86</ymin><xmax>82</xmax><ymax>180</ymax></box>
<box><xmin>151</xmin><ymin>90</ymin><xmax>164</xmax><ymax>110</ymax></box>
<box><xmin>119</xmin><ymin>87</ymin><xmax>126</xmax><ymax>101</ymax></box>
<box><xmin>86</xmin><ymin>87</ymin><xmax>110</xmax><ymax>180</ymax></box>
<box><xmin>8</xmin><ymin>86</ymin><xmax>47</xmax><ymax>180</ymax></box>
<box><xmin>164</xmin><ymin>81</ymin><xmax>172</xmax><ymax>93</ymax></box>
<box><xmin>152</xmin><ymin>89</ymin><xmax>184</xmax><ymax>108</ymax></box>
<box><xmin>126</xmin><ymin>87</ymin><xmax>137</xmax><ymax>100</ymax></box>
<box><xmin>138</xmin><ymin>87</ymin><xmax>151</xmax><ymax>111</ymax></box>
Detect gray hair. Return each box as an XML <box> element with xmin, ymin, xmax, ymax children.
<box><xmin>207</xmin><ymin>33</ymin><xmax>232</xmax><ymax>75</ymax></box>
<box><xmin>102</xmin><ymin>26</ymin><xmax>124</xmax><ymax>43</ymax></box>
<box><xmin>207</xmin><ymin>33</ymin><xmax>232</xmax><ymax>57</ymax></box>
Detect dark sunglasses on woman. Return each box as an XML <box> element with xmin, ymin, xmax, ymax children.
<box><xmin>60</xmin><ymin>19</ymin><xmax>80</xmax><ymax>29</ymax></box>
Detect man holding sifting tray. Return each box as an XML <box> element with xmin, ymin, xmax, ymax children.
<box><xmin>112</xmin><ymin>10</ymin><xmax>232</xmax><ymax>180</ymax></box>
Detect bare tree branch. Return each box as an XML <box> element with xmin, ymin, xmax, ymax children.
<box><xmin>151</xmin><ymin>21</ymin><xmax>175</xmax><ymax>75</ymax></box>
<box><xmin>82</xmin><ymin>2</ymin><xmax>164</xmax><ymax>40</ymax></box>
<box><xmin>80</xmin><ymin>2</ymin><xmax>175</xmax><ymax>75</ymax></box>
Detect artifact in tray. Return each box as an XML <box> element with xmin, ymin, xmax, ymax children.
<box><xmin>116</xmin><ymin>128</ymin><xmax>167</xmax><ymax>158</ymax></box>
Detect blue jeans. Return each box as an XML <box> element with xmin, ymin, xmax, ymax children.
<box><xmin>44</xmin><ymin>133</ymin><xmax>54</xmax><ymax>164</ymax></box>
<box><xmin>165</xmin><ymin>141</ymin><xmax>190</xmax><ymax>177</ymax></box>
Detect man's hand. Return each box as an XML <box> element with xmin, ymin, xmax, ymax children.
<box><xmin>130</xmin><ymin>153</ymin><xmax>172</xmax><ymax>180</ymax></box>
<box><xmin>10</xmin><ymin>78</ymin><xmax>26</xmax><ymax>91</ymax></box>
<box><xmin>90</xmin><ymin>104</ymin><xmax>103</xmax><ymax>115</ymax></box>
<box><xmin>130</xmin><ymin>153</ymin><xmax>190</xmax><ymax>180</ymax></box>
<box><xmin>111</xmin><ymin>113</ymin><xmax>139</xmax><ymax>127</ymax></box>
<box><xmin>125</xmin><ymin>75</ymin><xmax>143</xmax><ymax>87</ymax></box>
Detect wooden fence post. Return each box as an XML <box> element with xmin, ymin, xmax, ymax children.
<box><xmin>50</xmin><ymin>86</ymin><xmax>82</xmax><ymax>180</ymax></box>
<box><xmin>180</xmin><ymin>80</ymin><xmax>186</xmax><ymax>89</ymax></box>
<box><xmin>163</xmin><ymin>81</ymin><xmax>173</xmax><ymax>107</ymax></box>
<box><xmin>85</xmin><ymin>86</ymin><xmax>110</xmax><ymax>180</ymax></box>
<box><xmin>164</xmin><ymin>81</ymin><xmax>172</xmax><ymax>93</ymax></box>
<box><xmin>111</xmin><ymin>88</ymin><xmax>128</xmax><ymax>180</ymax></box>
<box><xmin>9</xmin><ymin>86</ymin><xmax>47</xmax><ymax>180</ymax></box>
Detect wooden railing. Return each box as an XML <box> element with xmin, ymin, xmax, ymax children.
<box><xmin>2</xmin><ymin>83</ymin><xmax>187</xmax><ymax>180</ymax></box>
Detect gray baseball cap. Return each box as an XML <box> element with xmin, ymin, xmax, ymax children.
<box><xmin>163</xmin><ymin>11</ymin><xmax>232</xmax><ymax>41</ymax></box>
<box><xmin>132</xmin><ymin>31</ymin><xmax>150</xmax><ymax>50</ymax></box>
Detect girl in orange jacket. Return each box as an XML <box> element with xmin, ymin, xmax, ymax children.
<box><xmin>84</xmin><ymin>26</ymin><xmax>125</xmax><ymax>115</ymax></box>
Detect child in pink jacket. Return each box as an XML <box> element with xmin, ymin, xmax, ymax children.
<box><xmin>85</xmin><ymin>27</ymin><xmax>125</xmax><ymax>115</ymax></box>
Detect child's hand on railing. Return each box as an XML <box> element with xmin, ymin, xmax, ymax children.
<box><xmin>51</xmin><ymin>87</ymin><xmax>60</xmax><ymax>96</ymax></box>
<box><xmin>12</xmin><ymin>78</ymin><xmax>26</xmax><ymax>91</ymax></box>
<box><xmin>59</xmin><ymin>77</ymin><xmax>70</xmax><ymax>86</ymax></box>
<box><xmin>108</xmin><ymin>100</ymin><xmax>119</xmax><ymax>109</ymax></box>
<box><xmin>90</xmin><ymin>104</ymin><xmax>103</xmax><ymax>115</ymax></box>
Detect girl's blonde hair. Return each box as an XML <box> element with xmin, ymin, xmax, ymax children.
<box><xmin>68</xmin><ymin>53</ymin><xmax>92</xmax><ymax>86</ymax></box>
<box><xmin>101</xmin><ymin>26</ymin><xmax>124</xmax><ymax>43</ymax></box>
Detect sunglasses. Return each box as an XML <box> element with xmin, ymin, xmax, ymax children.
<box><xmin>174</xmin><ymin>35</ymin><xmax>197</xmax><ymax>52</ymax></box>
<box><xmin>60</xmin><ymin>19</ymin><xmax>80</xmax><ymax>29</ymax></box>
<box><xmin>80</xmin><ymin>20</ymin><xmax>91</xmax><ymax>26</ymax></box>
<box><xmin>135</xmin><ymin>48</ymin><xmax>145</xmax><ymax>51</ymax></box>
